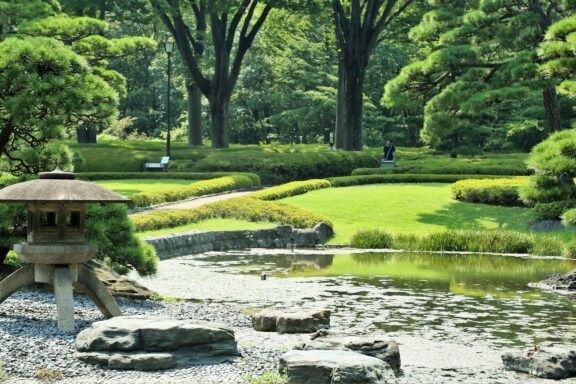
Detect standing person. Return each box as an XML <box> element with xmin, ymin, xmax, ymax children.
<box><xmin>329</xmin><ymin>132</ymin><xmax>335</xmax><ymax>150</ymax></box>
<box><xmin>383</xmin><ymin>139</ymin><xmax>396</xmax><ymax>162</ymax></box>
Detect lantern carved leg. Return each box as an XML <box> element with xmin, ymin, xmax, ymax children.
<box><xmin>0</xmin><ymin>265</ymin><xmax>35</xmax><ymax>304</ymax></box>
<box><xmin>54</xmin><ymin>267</ymin><xmax>75</xmax><ymax>332</ymax></box>
<box><xmin>74</xmin><ymin>264</ymin><xmax>121</xmax><ymax>318</ymax></box>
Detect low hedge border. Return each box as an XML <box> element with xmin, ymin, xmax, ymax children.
<box><xmin>77</xmin><ymin>172</ymin><xmax>261</xmax><ymax>184</ymax></box>
<box><xmin>352</xmin><ymin>165</ymin><xmax>530</xmax><ymax>176</ymax></box>
<box><xmin>350</xmin><ymin>229</ymin><xmax>568</xmax><ymax>257</ymax></box>
<box><xmin>451</xmin><ymin>178</ymin><xmax>528</xmax><ymax>207</ymax></box>
<box><xmin>248</xmin><ymin>179</ymin><xmax>331</xmax><ymax>201</ymax></box>
<box><xmin>327</xmin><ymin>174</ymin><xmax>513</xmax><ymax>187</ymax></box>
<box><xmin>131</xmin><ymin>197</ymin><xmax>332</xmax><ymax>232</ymax></box>
<box><xmin>131</xmin><ymin>175</ymin><xmax>260</xmax><ymax>208</ymax></box>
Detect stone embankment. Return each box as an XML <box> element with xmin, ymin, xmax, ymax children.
<box><xmin>143</xmin><ymin>223</ymin><xmax>333</xmax><ymax>260</ymax></box>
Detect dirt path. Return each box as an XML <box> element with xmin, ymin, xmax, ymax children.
<box><xmin>139</xmin><ymin>190</ymin><xmax>255</xmax><ymax>212</ymax></box>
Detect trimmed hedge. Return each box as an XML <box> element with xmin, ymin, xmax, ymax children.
<box><xmin>77</xmin><ymin>172</ymin><xmax>260</xmax><ymax>184</ymax></box>
<box><xmin>131</xmin><ymin>175</ymin><xmax>260</xmax><ymax>207</ymax></box>
<box><xmin>248</xmin><ymin>179</ymin><xmax>331</xmax><ymax>201</ymax></box>
<box><xmin>327</xmin><ymin>174</ymin><xmax>512</xmax><ymax>187</ymax></box>
<box><xmin>132</xmin><ymin>197</ymin><xmax>331</xmax><ymax>232</ymax></box>
<box><xmin>350</xmin><ymin>229</ymin><xmax>565</xmax><ymax>256</ymax></box>
<box><xmin>451</xmin><ymin>178</ymin><xmax>528</xmax><ymax>207</ymax></box>
<box><xmin>191</xmin><ymin>151</ymin><xmax>378</xmax><ymax>184</ymax></box>
<box><xmin>352</xmin><ymin>161</ymin><xmax>529</xmax><ymax>176</ymax></box>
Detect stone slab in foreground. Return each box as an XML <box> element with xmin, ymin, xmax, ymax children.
<box><xmin>279</xmin><ymin>350</ymin><xmax>397</xmax><ymax>384</ymax></box>
<box><xmin>251</xmin><ymin>308</ymin><xmax>331</xmax><ymax>334</ymax></box>
<box><xmin>295</xmin><ymin>333</ymin><xmax>401</xmax><ymax>375</ymax></box>
<box><xmin>76</xmin><ymin>315</ymin><xmax>239</xmax><ymax>370</ymax></box>
<box><xmin>502</xmin><ymin>344</ymin><xmax>576</xmax><ymax>380</ymax></box>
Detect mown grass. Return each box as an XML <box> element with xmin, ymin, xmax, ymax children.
<box><xmin>138</xmin><ymin>218</ymin><xmax>277</xmax><ymax>237</ymax></box>
<box><xmin>280</xmin><ymin>184</ymin><xmax>536</xmax><ymax>243</ymax></box>
<box><xmin>94</xmin><ymin>179</ymin><xmax>195</xmax><ymax>197</ymax></box>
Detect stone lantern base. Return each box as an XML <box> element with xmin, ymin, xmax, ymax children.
<box><xmin>0</xmin><ymin>243</ymin><xmax>122</xmax><ymax>331</ymax></box>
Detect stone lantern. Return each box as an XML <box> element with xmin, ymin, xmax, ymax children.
<box><xmin>0</xmin><ymin>170</ymin><xmax>130</xmax><ymax>331</ymax></box>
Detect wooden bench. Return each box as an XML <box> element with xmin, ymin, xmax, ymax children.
<box><xmin>144</xmin><ymin>156</ymin><xmax>170</xmax><ymax>172</ymax></box>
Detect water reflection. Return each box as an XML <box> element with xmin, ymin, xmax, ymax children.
<box><xmin>195</xmin><ymin>251</ymin><xmax>576</xmax><ymax>348</ymax></box>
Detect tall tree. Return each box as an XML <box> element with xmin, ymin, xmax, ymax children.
<box><xmin>332</xmin><ymin>0</ymin><xmax>416</xmax><ymax>151</ymax></box>
<box><xmin>150</xmin><ymin>0</ymin><xmax>316</xmax><ymax>148</ymax></box>
<box><xmin>384</xmin><ymin>0</ymin><xmax>575</xmax><ymax>154</ymax></box>
<box><xmin>149</xmin><ymin>1</ymin><xmax>272</xmax><ymax>148</ymax></box>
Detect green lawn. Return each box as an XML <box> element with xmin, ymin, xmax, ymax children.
<box><xmin>94</xmin><ymin>179</ymin><xmax>195</xmax><ymax>197</ymax></box>
<box><xmin>280</xmin><ymin>183</ymin><xmax>536</xmax><ymax>243</ymax></box>
<box><xmin>137</xmin><ymin>218</ymin><xmax>277</xmax><ymax>237</ymax></box>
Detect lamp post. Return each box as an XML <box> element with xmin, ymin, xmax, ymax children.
<box><xmin>165</xmin><ymin>41</ymin><xmax>174</xmax><ymax>157</ymax></box>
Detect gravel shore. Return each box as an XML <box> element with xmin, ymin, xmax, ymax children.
<box><xmin>1</xmin><ymin>249</ymin><xmax>575</xmax><ymax>383</ymax></box>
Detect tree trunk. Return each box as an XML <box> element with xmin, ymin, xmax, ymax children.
<box><xmin>186</xmin><ymin>82</ymin><xmax>203</xmax><ymax>146</ymax></box>
<box><xmin>341</xmin><ymin>61</ymin><xmax>365</xmax><ymax>151</ymax></box>
<box><xmin>335</xmin><ymin>61</ymin><xmax>346</xmax><ymax>149</ymax></box>
<box><xmin>210</xmin><ymin>98</ymin><xmax>229</xmax><ymax>148</ymax></box>
<box><xmin>543</xmin><ymin>87</ymin><xmax>561</xmax><ymax>133</ymax></box>
<box><xmin>76</xmin><ymin>127</ymin><xmax>97</xmax><ymax>143</ymax></box>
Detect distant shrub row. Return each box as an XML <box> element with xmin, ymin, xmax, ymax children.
<box><xmin>352</xmin><ymin>163</ymin><xmax>529</xmax><ymax>176</ymax></box>
<box><xmin>451</xmin><ymin>178</ymin><xmax>528</xmax><ymax>207</ymax></box>
<box><xmin>248</xmin><ymin>179</ymin><xmax>331</xmax><ymax>201</ymax></box>
<box><xmin>132</xmin><ymin>197</ymin><xmax>331</xmax><ymax>232</ymax></box>
<box><xmin>131</xmin><ymin>175</ymin><xmax>260</xmax><ymax>208</ymax></box>
<box><xmin>190</xmin><ymin>151</ymin><xmax>378</xmax><ymax>184</ymax></box>
<box><xmin>350</xmin><ymin>229</ymin><xmax>569</xmax><ymax>257</ymax></box>
<box><xmin>327</xmin><ymin>174</ymin><xmax>511</xmax><ymax>187</ymax></box>
<box><xmin>77</xmin><ymin>172</ymin><xmax>260</xmax><ymax>183</ymax></box>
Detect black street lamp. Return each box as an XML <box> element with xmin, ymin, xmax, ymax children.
<box><xmin>164</xmin><ymin>41</ymin><xmax>174</xmax><ymax>157</ymax></box>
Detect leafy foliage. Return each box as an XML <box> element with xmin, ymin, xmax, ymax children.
<box><xmin>0</xmin><ymin>37</ymin><xmax>117</xmax><ymax>174</ymax></box>
<box><xmin>384</xmin><ymin>0</ymin><xmax>576</xmax><ymax>153</ymax></box>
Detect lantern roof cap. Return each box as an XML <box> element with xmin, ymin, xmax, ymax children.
<box><xmin>0</xmin><ymin>170</ymin><xmax>130</xmax><ymax>204</ymax></box>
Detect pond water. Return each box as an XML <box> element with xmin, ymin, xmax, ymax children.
<box><xmin>192</xmin><ymin>251</ymin><xmax>576</xmax><ymax>350</ymax></box>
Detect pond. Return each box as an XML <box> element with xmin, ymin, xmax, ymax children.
<box><xmin>189</xmin><ymin>251</ymin><xmax>576</xmax><ymax>350</ymax></box>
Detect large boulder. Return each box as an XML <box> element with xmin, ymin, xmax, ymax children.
<box><xmin>502</xmin><ymin>344</ymin><xmax>576</xmax><ymax>379</ymax></box>
<box><xmin>84</xmin><ymin>259</ymin><xmax>155</xmax><ymax>300</ymax></box>
<box><xmin>314</xmin><ymin>222</ymin><xmax>334</xmax><ymax>244</ymax></box>
<box><xmin>532</xmin><ymin>270</ymin><xmax>576</xmax><ymax>292</ymax></box>
<box><xmin>76</xmin><ymin>315</ymin><xmax>238</xmax><ymax>370</ymax></box>
<box><xmin>295</xmin><ymin>334</ymin><xmax>401</xmax><ymax>375</ymax></box>
<box><xmin>279</xmin><ymin>350</ymin><xmax>397</xmax><ymax>384</ymax></box>
<box><xmin>251</xmin><ymin>308</ymin><xmax>331</xmax><ymax>334</ymax></box>
<box><xmin>529</xmin><ymin>220</ymin><xmax>566</xmax><ymax>232</ymax></box>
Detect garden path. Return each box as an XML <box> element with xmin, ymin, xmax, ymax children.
<box><xmin>144</xmin><ymin>190</ymin><xmax>254</xmax><ymax>211</ymax></box>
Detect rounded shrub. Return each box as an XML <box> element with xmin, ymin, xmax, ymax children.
<box><xmin>561</xmin><ymin>208</ymin><xmax>576</xmax><ymax>227</ymax></box>
<box><xmin>350</xmin><ymin>229</ymin><xmax>394</xmax><ymax>249</ymax></box>
<box><xmin>520</xmin><ymin>130</ymin><xmax>576</xmax><ymax>220</ymax></box>
<box><xmin>451</xmin><ymin>177</ymin><xmax>527</xmax><ymax>206</ymax></box>
<box><xmin>563</xmin><ymin>240</ymin><xmax>576</xmax><ymax>259</ymax></box>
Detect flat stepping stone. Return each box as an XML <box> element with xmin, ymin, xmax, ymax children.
<box><xmin>251</xmin><ymin>308</ymin><xmax>330</xmax><ymax>334</ymax></box>
<box><xmin>295</xmin><ymin>334</ymin><xmax>401</xmax><ymax>375</ymax></box>
<box><xmin>279</xmin><ymin>350</ymin><xmax>397</xmax><ymax>384</ymax></box>
<box><xmin>76</xmin><ymin>315</ymin><xmax>238</xmax><ymax>370</ymax></box>
<box><xmin>502</xmin><ymin>344</ymin><xmax>576</xmax><ymax>379</ymax></box>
